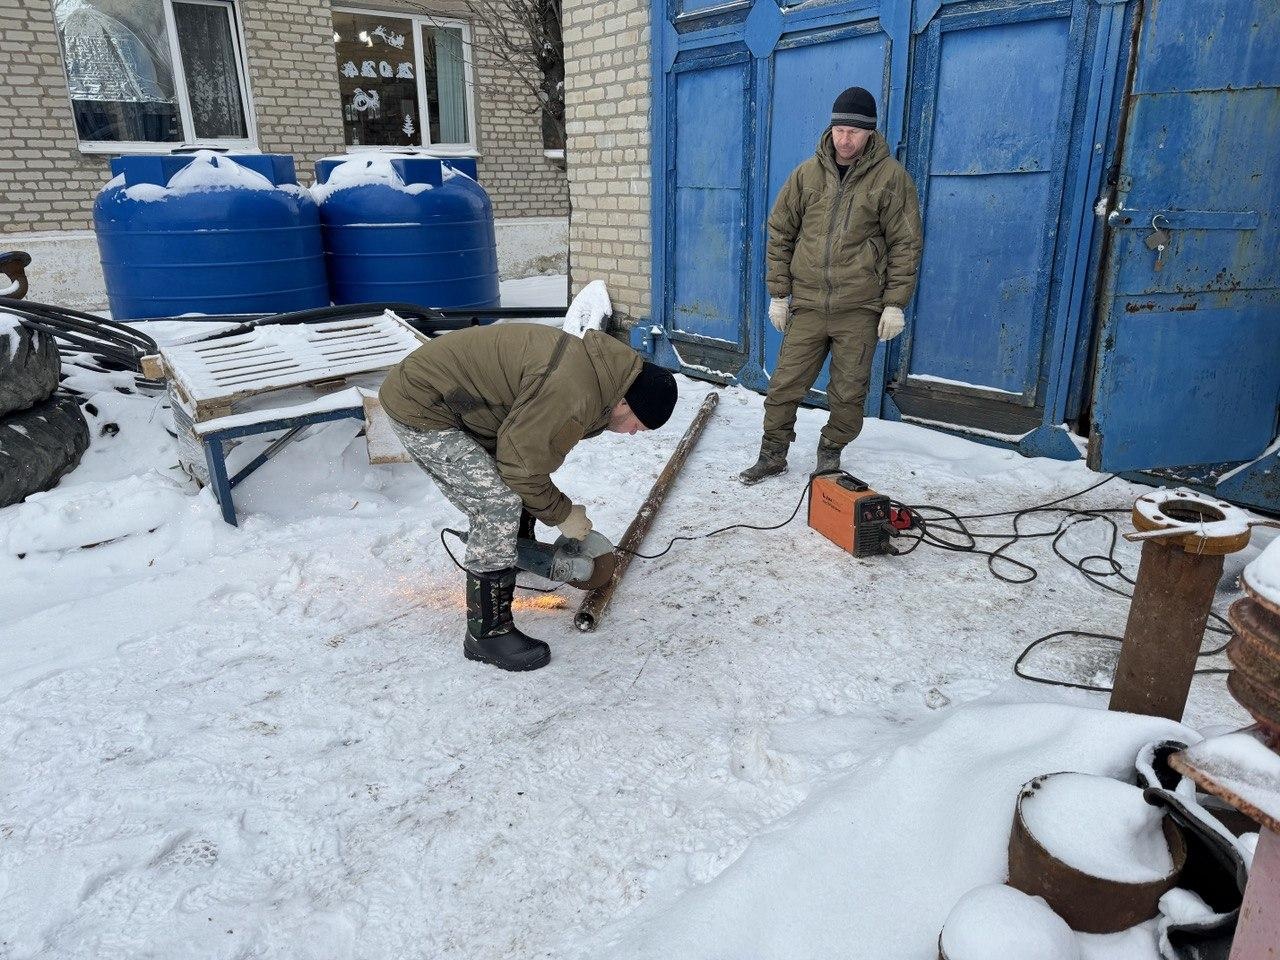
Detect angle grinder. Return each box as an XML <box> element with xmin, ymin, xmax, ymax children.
<box><xmin>457</xmin><ymin>529</ymin><xmax>617</xmax><ymax>589</ymax></box>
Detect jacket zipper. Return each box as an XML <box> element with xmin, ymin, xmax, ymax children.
<box><xmin>823</xmin><ymin>168</ymin><xmax>849</xmax><ymax>314</ymax></box>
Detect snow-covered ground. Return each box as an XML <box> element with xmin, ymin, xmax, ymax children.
<box><xmin>0</xmin><ymin>278</ymin><xmax>1269</xmax><ymax>959</ymax></box>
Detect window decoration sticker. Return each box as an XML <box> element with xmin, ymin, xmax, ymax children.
<box><xmin>395</xmin><ymin>62</ymin><xmax>414</xmax><ymax>80</ymax></box>
<box><xmin>360</xmin><ymin>60</ymin><xmax>377</xmax><ymax>78</ymax></box>
<box><xmin>340</xmin><ymin>60</ymin><xmax>358</xmax><ymax>78</ymax></box>
<box><xmin>371</xmin><ymin>25</ymin><xmax>406</xmax><ymax>49</ymax></box>
<box><xmin>402</xmin><ymin>114</ymin><xmax>415</xmax><ymax>138</ymax></box>
<box><xmin>379</xmin><ymin>60</ymin><xmax>393</xmax><ymax>78</ymax></box>
<box><xmin>350</xmin><ymin>88</ymin><xmax>380</xmax><ymax>113</ymax></box>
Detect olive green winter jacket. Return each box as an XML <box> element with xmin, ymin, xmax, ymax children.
<box><xmin>766</xmin><ymin>129</ymin><xmax>923</xmax><ymax>313</ymax></box>
<box><xmin>379</xmin><ymin>324</ymin><xmax>643</xmax><ymax>524</ymax></box>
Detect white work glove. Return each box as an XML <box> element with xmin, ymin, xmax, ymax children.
<box><xmin>878</xmin><ymin>305</ymin><xmax>905</xmax><ymax>341</ymax></box>
<box><xmin>768</xmin><ymin>297</ymin><xmax>791</xmax><ymax>333</ymax></box>
<box><xmin>557</xmin><ymin>504</ymin><xmax>593</xmax><ymax>541</ymax></box>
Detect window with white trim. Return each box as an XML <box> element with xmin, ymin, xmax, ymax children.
<box><xmin>51</xmin><ymin>0</ymin><xmax>254</xmax><ymax>150</ymax></box>
<box><xmin>331</xmin><ymin>8</ymin><xmax>477</xmax><ymax>151</ymax></box>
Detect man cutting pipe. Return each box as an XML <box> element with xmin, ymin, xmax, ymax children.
<box><xmin>380</xmin><ymin>323</ymin><xmax>678</xmax><ymax>672</ymax></box>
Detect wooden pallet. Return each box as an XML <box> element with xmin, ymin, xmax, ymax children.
<box><xmin>145</xmin><ymin>311</ymin><xmax>425</xmax><ymax>424</ymax></box>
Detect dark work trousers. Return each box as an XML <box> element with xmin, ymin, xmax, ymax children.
<box><xmin>762</xmin><ymin>305</ymin><xmax>880</xmax><ymax>449</ymax></box>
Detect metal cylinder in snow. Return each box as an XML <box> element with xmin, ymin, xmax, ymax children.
<box><xmin>312</xmin><ymin>155</ymin><xmax>499</xmax><ymax>311</ymax></box>
<box><xmin>94</xmin><ymin>153</ymin><xmax>329</xmax><ymax>321</ymax></box>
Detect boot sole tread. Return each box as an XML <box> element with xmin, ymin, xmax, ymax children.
<box><xmin>464</xmin><ymin>644</ymin><xmax>551</xmax><ymax>672</ymax></box>
<box><xmin>738</xmin><ymin>465</ymin><xmax>788</xmax><ymax>486</ymax></box>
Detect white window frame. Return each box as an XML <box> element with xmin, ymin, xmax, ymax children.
<box><xmin>56</xmin><ymin>0</ymin><xmax>258</xmax><ymax>155</ymax></box>
<box><xmin>333</xmin><ymin>6</ymin><xmax>479</xmax><ymax>156</ymax></box>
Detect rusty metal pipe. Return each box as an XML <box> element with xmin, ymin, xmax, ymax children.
<box><xmin>574</xmin><ymin>390</ymin><xmax>719</xmax><ymax>632</ymax></box>
<box><xmin>1108</xmin><ymin>489</ymin><xmax>1251</xmax><ymax>721</ymax></box>
<box><xmin>1109</xmin><ymin>542</ymin><xmax>1226</xmax><ymax>720</ymax></box>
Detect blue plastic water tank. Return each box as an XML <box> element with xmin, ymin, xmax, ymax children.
<box><xmin>313</xmin><ymin>155</ymin><xmax>500</xmax><ymax>310</ymax></box>
<box><xmin>94</xmin><ymin>153</ymin><xmax>328</xmax><ymax>320</ymax></box>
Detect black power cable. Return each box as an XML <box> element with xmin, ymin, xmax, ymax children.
<box><xmin>435</xmin><ymin>475</ymin><xmax>829</xmax><ymax>590</ymax></box>
<box><xmin>1</xmin><ymin>296</ymin><xmax>158</xmax><ymax>376</ymax></box>
<box><xmin>882</xmin><ymin>476</ymin><xmax>1234</xmax><ymax>693</ymax></box>
<box><xmin>430</xmin><ymin>470</ymin><xmax>1236</xmax><ymax>695</ymax></box>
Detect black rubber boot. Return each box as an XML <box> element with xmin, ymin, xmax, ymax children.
<box><xmin>464</xmin><ymin>568</ymin><xmax>551</xmax><ymax>672</ymax></box>
<box><xmin>815</xmin><ymin>440</ymin><xmax>843</xmax><ymax>475</ymax></box>
<box><xmin>739</xmin><ymin>439</ymin><xmax>789</xmax><ymax>485</ymax></box>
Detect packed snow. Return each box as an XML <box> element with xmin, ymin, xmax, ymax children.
<box><xmin>940</xmin><ymin>884</ymin><xmax>1078</xmax><ymax>960</ymax></box>
<box><xmin>310</xmin><ymin>153</ymin><xmax>436</xmax><ymax>204</ymax></box>
<box><xmin>596</xmin><ymin>701</ymin><xmax>1192</xmax><ymax>960</ymax></box>
<box><xmin>111</xmin><ymin>151</ymin><xmax>290</xmax><ymax>203</ymax></box>
<box><xmin>1019</xmin><ymin>773</ymin><xmax>1174</xmax><ymax>882</ymax></box>
<box><xmin>563</xmin><ymin>279</ymin><xmax>612</xmax><ymax>337</ymax></box>
<box><xmin>0</xmin><ymin>275</ymin><xmax>1269</xmax><ymax>958</ymax></box>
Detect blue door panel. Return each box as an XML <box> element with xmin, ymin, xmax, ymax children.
<box><xmin>1132</xmin><ymin>0</ymin><xmax>1280</xmax><ymax>94</ymax></box>
<box><xmin>763</xmin><ymin>28</ymin><xmax>888</xmax><ymax>384</ymax></box>
<box><xmin>672</xmin><ymin>187</ymin><xmax>746</xmax><ymax>339</ymax></box>
<box><xmin>669</xmin><ymin>61</ymin><xmax>749</xmax><ymax>346</ymax></box>
<box><xmin>1092</xmin><ymin>293</ymin><xmax>1280</xmax><ymax>467</ymax></box>
<box><xmin>927</xmin><ymin>18</ymin><xmax>1068</xmax><ymax>175</ymax></box>
<box><xmin>1111</xmin><ymin>89</ymin><xmax>1280</xmax><ymax>296</ymax></box>
<box><xmin>902</xmin><ymin>9</ymin><xmax>1076</xmax><ymax>401</ymax></box>
<box><xmin>1090</xmin><ymin>0</ymin><xmax>1280</xmax><ymax>474</ymax></box>
<box><xmin>910</xmin><ymin>172</ymin><xmax>1056</xmax><ymax>394</ymax></box>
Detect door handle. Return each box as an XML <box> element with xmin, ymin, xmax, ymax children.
<box><xmin>1108</xmin><ymin>208</ymin><xmax>1259</xmax><ymax>230</ymax></box>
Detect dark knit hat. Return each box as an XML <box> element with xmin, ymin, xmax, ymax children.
<box><xmin>625</xmin><ymin>361</ymin><xmax>678</xmax><ymax>429</ymax></box>
<box><xmin>831</xmin><ymin>86</ymin><xmax>877</xmax><ymax>130</ymax></box>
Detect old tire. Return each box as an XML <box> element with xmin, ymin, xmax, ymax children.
<box><xmin>0</xmin><ymin>317</ymin><xmax>60</xmax><ymax>418</ymax></box>
<box><xmin>0</xmin><ymin>393</ymin><xmax>91</xmax><ymax>509</ymax></box>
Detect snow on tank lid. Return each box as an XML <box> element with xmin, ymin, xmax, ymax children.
<box><xmin>109</xmin><ymin>151</ymin><xmax>300</xmax><ymax>190</ymax></box>
<box><xmin>311</xmin><ymin>152</ymin><xmax>478</xmax><ymax>202</ymax></box>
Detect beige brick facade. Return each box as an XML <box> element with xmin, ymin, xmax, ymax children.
<box><xmin>0</xmin><ymin>0</ymin><xmax>566</xmax><ymax>235</ymax></box>
<box><xmin>562</xmin><ymin>0</ymin><xmax>652</xmax><ymax>324</ymax></box>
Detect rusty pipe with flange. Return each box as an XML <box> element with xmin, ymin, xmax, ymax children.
<box><xmin>1108</xmin><ymin>488</ymin><xmax>1252</xmax><ymax>721</ymax></box>
<box><xmin>1227</xmin><ymin>567</ymin><xmax>1280</xmax><ymax>739</ymax></box>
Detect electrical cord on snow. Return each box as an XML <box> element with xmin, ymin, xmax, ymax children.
<box><xmin>881</xmin><ymin>473</ymin><xmax>1233</xmax><ymax>693</ymax></box>
<box><xmin>613</xmin><ymin>472</ymin><xmax>824</xmax><ymax>560</ymax></box>
<box><xmin>434</xmin><ymin>472</ymin><xmax>1236</xmax><ymax>695</ymax></box>
<box><xmin>434</xmin><ymin>475</ymin><xmax>826</xmax><ymax>589</ymax></box>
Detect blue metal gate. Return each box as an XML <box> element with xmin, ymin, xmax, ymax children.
<box><xmin>1088</xmin><ymin>0</ymin><xmax>1280</xmax><ymax>512</ymax></box>
<box><xmin>645</xmin><ymin>0</ymin><xmax>1279</xmax><ymax>511</ymax></box>
<box><xmin>646</xmin><ymin>0</ymin><xmax>1128</xmax><ymax>458</ymax></box>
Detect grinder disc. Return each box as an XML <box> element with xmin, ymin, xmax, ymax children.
<box><xmin>569</xmin><ymin>551</ymin><xmax>616</xmax><ymax>591</ymax></box>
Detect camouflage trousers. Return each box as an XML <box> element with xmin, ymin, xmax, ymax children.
<box><xmin>388</xmin><ymin>421</ymin><xmax>522</xmax><ymax>573</ymax></box>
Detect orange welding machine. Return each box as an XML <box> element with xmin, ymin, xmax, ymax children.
<box><xmin>807</xmin><ymin>472</ymin><xmax>910</xmax><ymax>557</ymax></box>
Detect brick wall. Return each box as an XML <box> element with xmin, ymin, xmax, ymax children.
<box><xmin>0</xmin><ymin>0</ymin><xmax>110</xmax><ymax>232</ymax></box>
<box><xmin>0</xmin><ymin>0</ymin><xmax>566</xmax><ymax>236</ymax></box>
<box><xmin>239</xmin><ymin>1</ymin><xmax>348</xmax><ymax>167</ymax></box>
<box><xmin>467</xmin><ymin>16</ymin><xmax>569</xmax><ymax>219</ymax></box>
<box><xmin>561</xmin><ymin>0</ymin><xmax>652</xmax><ymax>323</ymax></box>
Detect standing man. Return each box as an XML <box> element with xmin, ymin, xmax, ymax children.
<box><xmin>380</xmin><ymin>323</ymin><xmax>678</xmax><ymax>672</ymax></box>
<box><xmin>740</xmin><ymin>86</ymin><xmax>923</xmax><ymax>483</ymax></box>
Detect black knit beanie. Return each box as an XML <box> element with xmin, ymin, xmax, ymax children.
<box><xmin>831</xmin><ymin>86</ymin><xmax>877</xmax><ymax>130</ymax></box>
<box><xmin>625</xmin><ymin>362</ymin><xmax>678</xmax><ymax>429</ymax></box>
